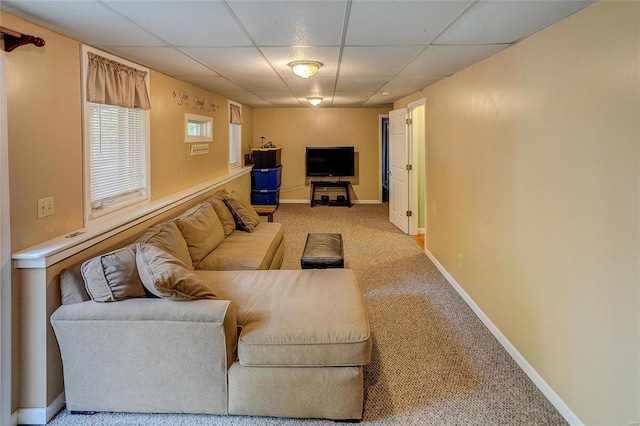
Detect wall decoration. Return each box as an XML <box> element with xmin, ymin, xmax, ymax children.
<box><xmin>172</xmin><ymin>89</ymin><xmax>219</xmax><ymax>112</ymax></box>
<box><xmin>174</xmin><ymin>90</ymin><xmax>189</xmax><ymax>106</ymax></box>
<box><xmin>193</xmin><ymin>96</ymin><xmax>205</xmax><ymax>110</ymax></box>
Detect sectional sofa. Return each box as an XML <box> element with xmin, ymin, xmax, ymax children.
<box><xmin>50</xmin><ymin>190</ymin><xmax>372</xmax><ymax>420</ymax></box>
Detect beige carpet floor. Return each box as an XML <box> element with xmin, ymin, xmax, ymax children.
<box><xmin>48</xmin><ymin>203</ymin><xmax>567</xmax><ymax>426</ymax></box>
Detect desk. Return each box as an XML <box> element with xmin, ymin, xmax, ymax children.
<box><xmin>252</xmin><ymin>205</ymin><xmax>277</xmax><ymax>222</ymax></box>
<box><xmin>310</xmin><ymin>181</ymin><xmax>352</xmax><ymax>207</ymax></box>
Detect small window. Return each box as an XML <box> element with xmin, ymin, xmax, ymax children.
<box><xmin>185</xmin><ymin>113</ymin><xmax>212</xmax><ymax>143</ymax></box>
<box><xmin>229</xmin><ymin>101</ymin><xmax>242</xmax><ymax>170</ymax></box>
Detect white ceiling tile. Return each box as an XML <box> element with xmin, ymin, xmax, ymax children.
<box><xmin>181</xmin><ymin>47</ymin><xmax>278</xmax><ymax>78</ymax></box>
<box><xmin>96</xmin><ymin>47</ymin><xmax>219</xmax><ymax>78</ymax></box>
<box><xmin>435</xmin><ymin>0</ymin><xmax>594</xmax><ymax>45</ymax></box>
<box><xmin>340</xmin><ymin>46</ymin><xmax>422</xmax><ymax>77</ymax></box>
<box><xmin>254</xmin><ymin>92</ymin><xmax>305</xmax><ymax>107</ymax></box>
<box><xmin>400</xmin><ymin>44</ymin><xmax>508</xmax><ymax>77</ymax></box>
<box><xmin>336</xmin><ymin>76</ymin><xmax>389</xmax><ymax>92</ymax></box>
<box><xmin>230</xmin><ymin>78</ymin><xmax>290</xmax><ymax>92</ymax></box>
<box><xmin>104</xmin><ymin>1</ymin><xmax>252</xmax><ymax>47</ymax></box>
<box><xmin>227</xmin><ymin>0</ymin><xmax>347</xmax><ymax>46</ymax></box>
<box><xmin>346</xmin><ymin>0</ymin><xmax>473</xmax><ymax>46</ymax></box>
<box><xmin>261</xmin><ymin>46</ymin><xmax>340</xmax><ymax>79</ymax></box>
<box><xmin>292</xmin><ymin>79</ymin><xmax>333</xmax><ymax>96</ymax></box>
<box><xmin>284</xmin><ymin>77</ymin><xmax>336</xmax><ymax>94</ymax></box>
<box><xmin>330</xmin><ymin>93</ymin><xmax>373</xmax><ymax>107</ymax></box>
<box><xmin>2</xmin><ymin>0</ymin><xmax>167</xmax><ymax>46</ymax></box>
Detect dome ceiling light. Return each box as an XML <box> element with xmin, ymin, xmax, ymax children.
<box><xmin>289</xmin><ymin>61</ymin><xmax>322</xmax><ymax>79</ymax></box>
<box><xmin>307</xmin><ymin>97</ymin><xmax>323</xmax><ymax>106</ymax></box>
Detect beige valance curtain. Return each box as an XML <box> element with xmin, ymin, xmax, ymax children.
<box><xmin>230</xmin><ymin>104</ymin><xmax>242</xmax><ymax>125</ymax></box>
<box><xmin>87</xmin><ymin>52</ymin><xmax>151</xmax><ymax>110</ymax></box>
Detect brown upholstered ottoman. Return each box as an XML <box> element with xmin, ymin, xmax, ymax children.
<box><xmin>301</xmin><ymin>233</ymin><xmax>344</xmax><ymax>269</ymax></box>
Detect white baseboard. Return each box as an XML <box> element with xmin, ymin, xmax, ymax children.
<box><xmin>10</xmin><ymin>410</ymin><xmax>17</xmax><ymax>426</ymax></box>
<box><xmin>418</xmin><ymin>227</ymin><xmax>425</xmax><ymax>235</ymax></box>
<box><xmin>424</xmin><ymin>249</ymin><xmax>583</xmax><ymax>426</ymax></box>
<box><xmin>17</xmin><ymin>392</ymin><xmax>65</xmax><ymax>425</ymax></box>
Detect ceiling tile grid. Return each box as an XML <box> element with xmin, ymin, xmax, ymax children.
<box><xmin>1</xmin><ymin>0</ymin><xmax>595</xmax><ymax>108</ymax></box>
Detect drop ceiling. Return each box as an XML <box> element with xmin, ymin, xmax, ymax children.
<box><xmin>1</xmin><ymin>0</ymin><xmax>594</xmax><ymax>108</ymax></box>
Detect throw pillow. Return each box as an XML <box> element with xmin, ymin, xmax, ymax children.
<box><xmin>135</xmin><ymin>243</ymin><xmax>217</xmax><ymax>301</ymax></box>
<box><xmin>81</xmin><ymin>245</ymin><xmax>146</xmax><ymax>302</ymax></box>
<box><xmin>60</xmin><ymin>262</ymin><xmax>90</xmax><ymax>305</ymax></box>
<box><xmin>223</xmin><ymin>190</ymin><xmax>261</xmax><ymax>233</ymax></box>
<box><xmin>175</xmin><ymin>202</ymin><xmax>226</xmax><ymax>268</ymax></box>
<box><xmin>136</xmin><ymin>221</ymin><xmax>192</xmax><ymax>269</ymax></box>
<box><xmin>209</xmin><ymin>197</ymin><xmax>236</xmax><ymax>237</ymax></box>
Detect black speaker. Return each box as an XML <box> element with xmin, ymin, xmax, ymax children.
<box><xmin>321</xmin><ymin>195</ymin><xmax>330</xmax><ymax>203</ymax></box>
<box><xmin>337</xmin><ymin>195</ymin><xmax>346</xmax><ymax>203</ymax></box>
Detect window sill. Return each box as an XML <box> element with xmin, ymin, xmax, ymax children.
<box><xmin>12</xmin><ymin>167</ymin><xmax>252</xmax><ymax>269</ymax></box>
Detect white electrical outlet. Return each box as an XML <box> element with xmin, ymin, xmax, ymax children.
<box><xmin>37</xmin><ymin>197</ymin><xmax>54</xmax><ymax>218</ymax></box>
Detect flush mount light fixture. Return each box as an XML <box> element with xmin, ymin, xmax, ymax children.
<box><xmin>307</xmin><ymin>97</ymin><xmax>323</xmax><ymax>106</ymax></box>
<box><xmin>289</xmin><ymin>61</ymin><xmax>322</xmax><ymax>79</ymax></box>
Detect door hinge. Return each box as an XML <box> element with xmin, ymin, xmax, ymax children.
<box><xmin>406</xmin><ymin>118</ymin><xmax>412</xmax><ymax>125</ymax></box>
<box><xmin>406</xmin><ymin>210</ymin><xmax>412</xmax><ymax>217</ymax></box>
<box><xmin>406</xmin><ymin>164</ymin><xmax>412</xmax><ymax>171</ymax></box>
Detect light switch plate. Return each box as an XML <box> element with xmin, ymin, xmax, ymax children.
<box><xmin>37</xmin><ymin>197</ymin><xmax>54</xmax><ymax>218</ymax></box>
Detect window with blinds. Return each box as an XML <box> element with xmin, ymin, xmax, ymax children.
<box><xmin>82</xmin><ymin>45</ymin><xmax>150</xmax><ymax>223</ymax></box>
<box><xmin>88</xmin><ymin>103</ymin><xmax>146</xmax><ymax>210</ymax></box>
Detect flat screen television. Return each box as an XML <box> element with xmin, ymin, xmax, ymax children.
<box><xmin>306</xmin><ymin>146</ymin><xmax>355</xmax><ymax>177</ymax></box>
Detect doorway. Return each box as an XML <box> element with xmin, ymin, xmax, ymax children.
<box><xmin>380</xmin><ymin>115</ymin><xmax>389</xmax><ymax>203</ymax></box>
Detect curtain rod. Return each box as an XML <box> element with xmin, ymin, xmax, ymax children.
<box><xmin>0</xmin><ymin>26</ymin><xmax>45</xmax><ymax>52</ymax></box>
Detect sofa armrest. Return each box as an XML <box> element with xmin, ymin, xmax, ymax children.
<box><xmin>51</xmin><ymin>298</ymin><xmax>237</xmax><ymax>415</ymax></box>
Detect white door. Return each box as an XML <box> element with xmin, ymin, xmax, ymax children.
<box><xmin>389</xmin><ymin>108</ymin><xmax>408</xmax><ymax>233</ymax></box>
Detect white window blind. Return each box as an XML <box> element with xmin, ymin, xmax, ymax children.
<box><xmin>88</xmin><ymin>103</ymin><xmax>146</xmax><ymax>209</ymax></box>
<box><xmin>229</xmin><ymin>101</ymin><xmax>242</xmax><ymax>169</ymax></box>
<box><xmin>229</xmin><ymin>123</ymin><xmax>241</xmax><ymax>166</ymax></box>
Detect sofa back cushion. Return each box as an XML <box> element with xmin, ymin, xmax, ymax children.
<box><xmin>223</xmin><ymin>190</ymin><xmax>261</xmax><ymax>233</ymax></box>
<box><xmin>135</xmin><ymin>243</ymin><xmax>217</xmax><ymax>301</ymax></box>
<box><xmin>81</xmin><ymin>245</ymin><xmax>146</xmax><ymax>302</ymax></box>
<box><xmin>209</xmin><ymin>198</ymin><xmax>236</xmax><ymax>237</ymax></box>
<box><xmin>60</xmin><ymin>262</ymin><xmax>90</xmax><ymax>304</ymax></box>
<box><xmin>175</xmin><ymin>202</ymin><xmax>225</xmax><ymax>268</ymax></box>
<box><xmin>136</xmin><ymin>221</ymin><xmax>192</xmax><ymax>269</ymax></box>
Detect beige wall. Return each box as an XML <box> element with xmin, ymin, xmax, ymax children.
<box><xmin>4</xmin><ymin>11</ymin><xmax>254</xmax><ymax>252</ymax></box>
<box><xmin>5</xmin><ymin>12</ymin><xmax>84</xmax><ymax>253</ymax></box>
<box><xmin>253</xmin><ymin>108</ymin><xmax>388</xmax><ymax>203</ymax></box>
<box><xmin>3</xmin><ymin>10</ymin><xmax>254</xmax><ymax>414</ymax></box>
<box><xmin>148</xmin><ymin>71</ymin><xmax>242</xmax><ymax>200</ymax></box>
<box><xmin>397</xmin><ymin>2</ymin><xmax>640</xmax><ymax>424</ymax></box>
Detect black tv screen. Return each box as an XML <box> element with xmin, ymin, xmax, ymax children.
<box><xmin>306</xmin><ymin>146</ymin><xmax>355</xmax><ymax>177</ymax></box>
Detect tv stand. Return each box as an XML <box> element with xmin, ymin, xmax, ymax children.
<box><xmin>310</xmin><ymin>181</ymin><xmax>352</xmax><ymax>207</ymax></box>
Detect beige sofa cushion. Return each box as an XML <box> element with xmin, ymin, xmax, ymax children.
<box><xmin>81</xmin><ymin>245</ymin><xmax>146</xmax><ymax>302</ymax></box>
<box><xmin>136</xmin><ymin>244</ymin><xmax>217</xmax><ymax>301</ymax></box>
<box><xmin>196</xmin><ymin>222</ymin><xmax>284</xmax><ymax>271</ymax></box>
<box><xmin>209</xmin><ymin>198</ymin><xmax>236</xmax><ymax>237</ymax></box>
<box><xmin>197</xmin><ymin>269</ymin><xmax>371</xmax><ymax>366</ymax></box>
<box><xmin>175</xmin><ymin>202</ymin><xmax>225</xmax><ymax>268</ymax></box>
<box><xmin>60</xmin><ymin>262</ymin><xmax>90</xmax><ymax>305</ymax></box>
<box><xmin>136</xmin><ymin>221</ymin><xmax>192</xmax><ymax>269</ymax></box>
<box><xmin>223</xmin><ymin>190</ymin><xmax>261</xmax><ymax>232</ymax></box>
